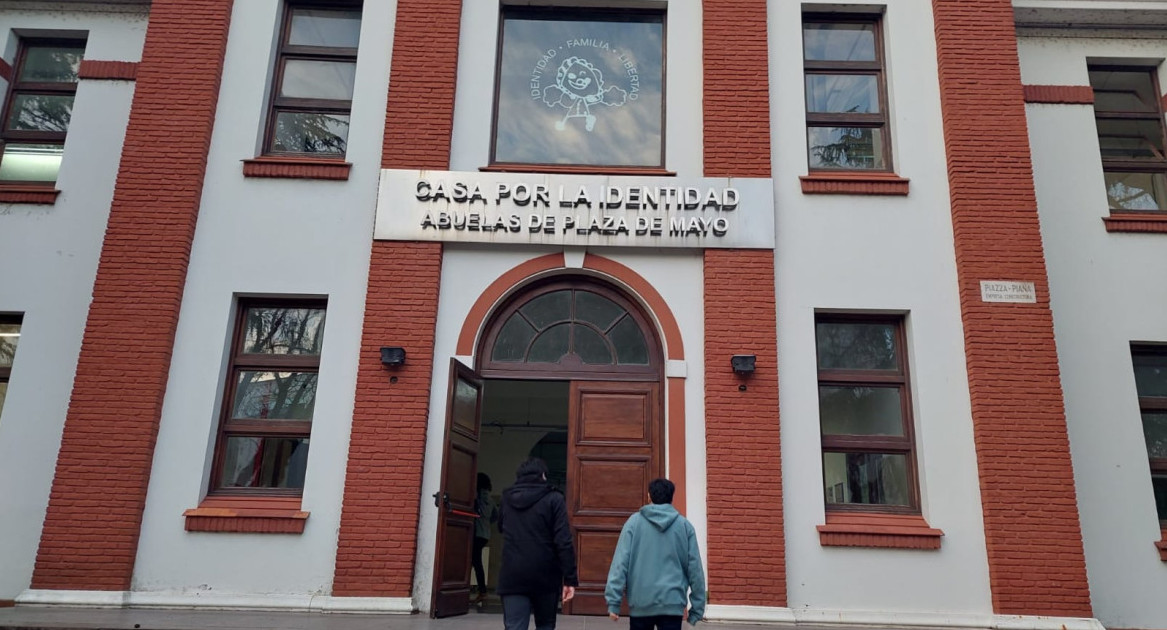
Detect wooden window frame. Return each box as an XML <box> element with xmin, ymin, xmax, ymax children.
<box><xmin>207</xmin><ymin>298</ymin><xmax>326</xmax><ymax>498</ymax></box>
<box><xmin>261</xmin><ymin>1</ymin><xmax>361</xmax><ymax>158</ymax></box>
<box><xmin>1088</xmin><ymin>64</ymin><xmax>1167</xmax><ymax>214</ymax></box>
<box><xmin>802</xmin><ymin>13</ymin><xmax>893</xmax><ymax>173</ymax></box>
<box><xmin>1132</xmin><ymin>344</ymin><xmax>1167</xmax><ymax>526</ymax></box>
<box><xmin>816</xmin><ymin>313</ymin><xmax>921</xmax><ymax>514</ymax></box>
<box><xmin>0</xmin><ymin>38</ymin><xmax>86</xmax><ymax>185</ymax></box>
<box><xmin>487</xmin><ymin>7</ymin><xmax>669</xmax><ymax>174</ymax></box>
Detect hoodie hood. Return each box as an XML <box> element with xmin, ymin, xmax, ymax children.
<box><xmin>504</xmin><ymin>477</ymin><xmax>554</xmax><ymax>510</ymax></box>
<box><xmin>639</xmin><ymin>503</ymin><xmax>679</xmax><ymax>531</ymax></box>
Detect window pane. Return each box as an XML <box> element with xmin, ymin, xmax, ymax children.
<box><xmin>805</xmin><ymin>74</ymin><xmax>879</xmax><ymax>114</ymax></box>
<box><xmin>271</xmin><ymin>112</ymin><xmax>349</xmax><ymax>154</ymax></box>
<box><xmin>231</xmin><ymin>371</ymin><xmax>317</xmax><ymax>420</ymax></box>
<box><xmin>1143</xmin><ymin>413</ymin><xmax>1167</xmax><ymax>459</ymax></box>
<box><xmin>816</xmin><ymin>321</ymin><xmax>898</xmax><ymax>370</ymax></box>
<box><xmin>823</xmin><ymin>452</ymin><xmax>911</xmax><ymax>507</ymax></box>
<box><xmin>1133</xmin><ymin>352</ymin><xmax>1167</xmax><ymax>397</ymax></box>
<box><xmin>0</xmin><ymin>144</ymin><xmax>63</xmax><ymax>183</ymax></box>
<box><xmin>289</xmin><ymin>9</ymin><xmax>361</xmax><ymax>48</ymax></box>
<box><xmin>803</xmin><ymin>23</ymin><xmax>876</xmax><ymax>62</ymax></box>
<box><xmin>1096</xmin><ymin>119</ymin><xmax>1166</xmax><ymax>160</ymax></box>
<box><xmin>529</xmin><ymin>323</ymin><xmax>570</xmax><ymax>363</ymax></box>
<box><xmin>1154</xmin><ymin>474</ymin><xmax>1167</xmax><ymax>521</ymax></box>
<box><xmin>19</xmin><ymin>46</ymin><xmax>83</xmax><ymax>83</ymax></box>
<box><xmin>520</xmin><ymin>290</ymin><xmax>572</xmax><ymax>330</ymax></box>
<box><xmin>574</xmin><ymin>324</ymin><xmax>612</xmax><ymax>364</ymax></box>
<box><xmin>5</xmin><ymin>94</ymin><xmax>73</xmax><ymax>132</ymax></box>
<box><xmin>0</xmin><ymin>383</ymin><xmax>7</xmax><ymax>419</ymax></box>
<box><xmin>1105</xmin><ymin>171</ymin><xmax>1167</xmax><ymax>211</ymax></box>
<box><xmin>280</xmin><ymin>60</ymin><xmax>356</xmax><ymax>100</ymax></box>
<box><xmin>819</xmin><ymin>386</ymin><xmax>904</xmax><ymax>436</ymax></box>
<box><xmin>242</xmin><ymin>307</ymin><xmax>326</xmax><ymax>355</ymax></box>
<box><xmin>808</xmin><ymin>126</ymin><xmax>885</xmax><ymax>169</ymax></box>
<box><xmin>575</xmin><ymin>291</ymin><xmax>624</xmax><ymax>330</ymax></box>
<box><xmin>610</xmin><ymin>316</ymin><xmax>649</xmax><ymax>365</ymax></box>
<box><xmin>494</xmin><ymin>15</ymin><xmax>664</xmax><ymax>166</ymax></box>
<box><xmin>0</xmin><ymin>322</ymin><xmax>21</xmax><ymax>368</ymax></box>
<box><xmin>219</xmin><ymin>436</ymin><xmax>309</xmax><ymax>489</ymax></box>
<box><xmin>1090</xmin><ymin>68</ymin><xmax>1159</xmax><ymax>113</ymax></box>
<box><xmin>493</xmin><ymin>315</ymin><xmax>536</xmax><ymax>362</ymax></box>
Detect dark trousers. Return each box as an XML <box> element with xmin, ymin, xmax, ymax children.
<box><xmin>630</xmin><ymin>616</ymin><xmax>683</xmax><ymax>630</ymax></box>
<box><xmin>472</xmin><ymin>537</ymin><xmax>488</xmax><ymax>595</ymax></box>
<box><xmin>501</xmin><ymin>592</ymin><xmax>559</xmax><ymax>630</ymax></box>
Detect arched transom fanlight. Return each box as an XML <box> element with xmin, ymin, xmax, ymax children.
<box><xmin>490</xmin><ymin>287</ymin><xmax>651</xmax><ymax>367</ymax></box>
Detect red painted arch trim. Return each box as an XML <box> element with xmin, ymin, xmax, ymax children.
<box><xmin>582</xmin><ymin>254</ymin><xmax>684</xmax><ymax>361</ymax></box>
<box><xmin>455</xmin><ymin>253</ymin><xmax>566</xmax><ymax>356</ymax></box>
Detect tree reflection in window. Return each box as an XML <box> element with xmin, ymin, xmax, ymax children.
<box><xmin>491</xmin><ymin>288</ymin><xmax>649</xmax><ymax>366</ymax></box>
<box><xmin>0</xmin><ymin>40</ymin><xmax>85</xmax><ymax>184</ymax></box>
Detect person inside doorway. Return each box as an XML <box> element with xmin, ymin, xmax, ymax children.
<box><xmin>497</xmin><ymin>457</ymin><xmax>578</xmax><ymax>630</ymax></box>
<box><xmin>474</xmin><ymin>472</ymin><xmax>499</xmax><ymax>607</ymax></box>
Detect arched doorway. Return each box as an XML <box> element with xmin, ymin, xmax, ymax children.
<box><xmin>431</xmin><ymin>276</ymin><xmax>665</xmax><ymax>617</ymax></box>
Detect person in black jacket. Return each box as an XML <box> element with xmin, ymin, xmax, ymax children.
<box><xmin>497</xmin><ymin>457</ymin><xmax>578</xmax><ymax>630</ymax></box>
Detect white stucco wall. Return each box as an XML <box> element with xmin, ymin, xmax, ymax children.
<box><xmin>769</xmin><ymin>0</ymin><xmax>993</xmax><ymax>617</ymax></box>
<box><xmin>129</xmin><ymin>0</ymin><xmax>395</xmax><ymax>599</ymax></box>
<box><xmin>1020</xmin><ymin>33</ymin><xmax>1167</xmax><ymax>629</ymax></box>
<box><xmin>0</xmin><ymin>3</ymin><xmax>145</xmax><ymax>600</ymax></box>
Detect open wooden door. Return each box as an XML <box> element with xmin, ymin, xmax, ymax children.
<box><xmin>430</xmin><ymin>359</ymin><xmax>483</xmax><ymax>618</ymax></box>
<box><xmin>565</xmin><ymin>380</ymin><xmax>662</xmax><ymax>615</ymax></box>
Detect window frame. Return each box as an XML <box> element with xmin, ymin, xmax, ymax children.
<box><xmin>487</xmin><ymin>6</ymin><xmax>669</xmax><ymax>173</ymax></box>
<box><xmin>208</xmin><ymin>298</ymin><xmax>326</xmax><ymax>497</ymax></box>
<box><xmin>1088</xmin><ymin>64</ymin><xmax>1167</xmax><ymax>214</ymax></box>
<box><xmin>802</xmin><ymin>13</ymin><xmax>893</xmax><ymax>173</ymax></box>
<box><xmin>815</xmin><ymin>313</ymin><xmax>921</xmax><ymax>514</ymax></box>
<box><xmin>0</xmin><ymin>313</ymin><xmax>22</xmax><ymax>400</ymax></box>
<box><xmin>261</xmin><ymin>1</ymin><xmax>361</xmax><ymax>158</ymax></box>
<box><xmin>1132</xmin><ymin>343</ymin><xmax>1167</xmax><ymax>526</ymax></box>
<box><xmin>0</xmin><ymin>37</ymin><xmax>86</xmax><ymax>185</ymax></box>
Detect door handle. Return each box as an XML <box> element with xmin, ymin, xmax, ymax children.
<box><xmin>433</xmin><ymin>491</ymin><xmax>450</xmax><ymax>510</ymax></box>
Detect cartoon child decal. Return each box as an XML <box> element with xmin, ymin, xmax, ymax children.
<box><xmin>542</xmin><ymin>56</ymin><xmax>627</xmax><ymax>132</ymax></box>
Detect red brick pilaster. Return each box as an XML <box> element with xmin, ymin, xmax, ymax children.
<box><xmin>931</xmin><ymin>1</ymin><xmax>1093</xmax><ymax>617</ymax></box>
<box><xmin>31</xmin><ymin>0</ymin><xmax>233</xmax><ymax>591</ymax></box>
<box><xmin>332</xmin><ymin>0</ymin><xmax>461</xmax><ymax>597</ymax></box>
<box><xmin>702</xmin><ymin>0</ymin><xmax>784</xmax><ymax>608</ymax></box>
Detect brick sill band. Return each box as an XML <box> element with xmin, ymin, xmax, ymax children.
<box><xmin>183</xmin><ymin>496</ymin><xmax>308</xmax><ymax>534</ymax></box>
<box><xmin>1157</xmin><ymin>529</ymin><xmax>1167</xmax><ymax>561</ymax></box>
<box><xmin>817</xmin><ymin>512</ymin><xmax>944</xmax><ymax>550</ymax></box>
<box><xmin>242</xmin><ymin>156</ymin><xmax>352</xmax><ymax>180</ymax></box>
<box><xmin>1103</xmin><ymin>212</ymin><xmax>1167</xmax><ymax>233</ymax></box>
<box><xmin>0</xmin><ymin>185</ymin><xmax>61</xmax><ymax>205</ymax></box>
<box><xmin>800</xmin><ymin>172</ymin><xmax>911</xmax><ymax>196</ymax></box>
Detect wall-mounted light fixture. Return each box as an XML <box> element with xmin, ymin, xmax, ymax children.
<box><xmin>731</xmin><ymin>354</ymin><xmax>756</xmax><ymax>376</ymax></box>
<box><xmin>380</xmin><ymin>346</ymin><xmax>406</xmax><ymax>367</ymax></box>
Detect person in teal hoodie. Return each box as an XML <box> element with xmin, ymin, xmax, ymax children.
<box><xmin>604</xmin><ymin>478</ymin><xmax>706</xmax><ymax>630</ymax></box>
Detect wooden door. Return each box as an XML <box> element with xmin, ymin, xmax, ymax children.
<box><xmin>565</xmin><ymin>380</ymin><xmax>662</xmax><ymax>615</ymax></box>
<box><xmin>430</xmin><ymin>359</ymin><xmax>483</xmax><ymax>618</ymax></box>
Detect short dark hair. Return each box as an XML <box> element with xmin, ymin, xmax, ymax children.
<box><xmin>648</xmin><ymin>478</ymin><xmax>675</xmax><ymax>505</ymax></box>
<box><xmin>477</xmin><ymin>472</ymin><xmax>492</xmax><ymax>492</ymax></box>
<box><xmin>515</xmin><ymin>457</ymin><xmax>548</xmax><ymax>480</ymax></box>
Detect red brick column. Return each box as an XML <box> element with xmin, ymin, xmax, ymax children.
<box><xmin>702</xmin><ymin>0</ymin><xmax>785</xmax><ymax>608</ymax></box>
<box><xmin>31</xmin><ymin>0</ymin><xmax>234</xmax><ymax>591</ymax></box>
<box><xmin>331</xmin><ymin>0</ymin><xmax>461</xmax><ymax>598</ymax></box>
<box><xmin>931</xmin><ymin>0</ymin><xmax>1093</xmax><ymax>617</ymax></box>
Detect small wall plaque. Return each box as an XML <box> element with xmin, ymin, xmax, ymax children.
<box><xmin>980</xmin><ymin>280</ymin><xmax>1037</xmax><ymax>303</ymax></box>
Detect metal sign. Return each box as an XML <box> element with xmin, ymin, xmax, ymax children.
<box><xmin>374</xmin><ymin>170</ymin><xmax>775</xmax><ymax>249</ymax></box>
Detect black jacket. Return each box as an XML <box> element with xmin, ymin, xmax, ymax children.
<box><xmin>496</xmin><ymin>474</ymin><xmax>579</xmax><ymax>595</ymax></box>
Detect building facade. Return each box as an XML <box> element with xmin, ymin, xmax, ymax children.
<box><xmin>0</xmin><ymin>0</ymin><xmax>1163</xmax><ymax>628</ymax></box>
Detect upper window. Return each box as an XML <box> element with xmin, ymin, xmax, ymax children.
<box><xmin>1131</xmin><ymin>345</ymin><xmax>1167</xmax><ymax>523</ymax></box>
<box><xmin>0</xmin><ymin>315</ymin><xmax>22</xmax><ymax>421</ymax></box>
<box><xmin>815</xmin><ymin>314</ymin><xmax>919</xmax><ymax>512</ymax></box>
<box><xmin>210</xmin><ymin>300</ymin><xmax>326</xmax><ymax>495</ymax></box>
<box><xmin>0</xmin><ymin>39</ymin><xmax>85</xmax><ymax>184</ymax></box>
<box><xmin>491</xmin><ymin>8</ymin><xmax>665</xmax><ymax>170</ymax></box>
<box><xmin>802</xmin><ymin>15</ymin><xmax>890</xmax><ymax>171</ymax></box>
<box><xmin>1089</xmin><ymin>66</ymin><xmax>1167</xmax><ymax>212</ymax></box>
<box><xmin>264</xmin><ymin>4</ymin><xmax>362</xmax><ymax>157</ymax></box>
